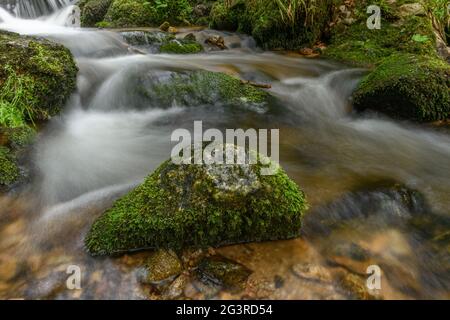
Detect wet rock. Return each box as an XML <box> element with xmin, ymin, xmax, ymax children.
<box><xmin>243</xmin><ymin>275</ymin><xmax>276</xmax><ymax>299</ymax></box>
<box><xmin>398</xmin><ymin>3</ymin><xmax>425</xmax><ymax>18</ymax></box>
<box><xmin>162</xmin><ymin>273</ymin><xmax>189</xmax><ymax>299</ymax></box>
<box><xmin>159</xmin><ymin>21</ymin><xmax>170</xmax><ymax>31</ymax></box>
<box><xmin>298</xmin><ymin>47</ymin><xmax>320</xmax><ymax>57</ymax></box>
<box><xmin>196</xmin><ymin>255</ymin><xmax>252</xmax><ymax>292</ymax></box>
<box><xmin>142</xmin><ymin>250</ymin><xmax>183</xmax><ymax>284</ymax></box>
<box><xmin>333</xmin><ymin>242</ymin><xmax>369</xmax><ymax>262</ymax></box>
<box><xmin>85</xmin><ymin>144</ymin><xmax>308</xmax><ymax>256</ymax></box>
<box><xmin>183</xmin><ymin>33</ymin><xmax>196</xmax><ymax>42</ymax></box>
<box><xmin>291</xmin><ymin>263</ymin><xmax>333</xmax><ymax>283</ymax></box>
<box><xmin>303</xmin><ymin>183</ymin><xmax>431</xmax><ymax>238</ymax></box>
<box><xmin>274</xmin><ymin>275</ymin><xmax>284</xmax><ymax>288</ymax></box>
<box><xmin>168</xmin><ymin>26</ymin><xmax>178</xmax><ymax>33</ymax></box>
<box><xmin>205</xmin><ymin>35</ymin><xmax>227</xmax><ymax>50</ymax></box>
<box><xmin>337</xmin><ymin>272</ymin><xmax>374</xmax><ymax>300</ymax></box>
<box><xmin>120</xmin><ymin>30</ymin><xmax>175</xmax><ymax>47</ymax></box>
<box><xmin>193</xmin><ymin>4</ymin><xmax>208</xmax><ymax>17</ymax></box>
<box><xmin>0</xmin><ymin>254</ymin><xmax>18</xmax><ymax>281</ymax></box>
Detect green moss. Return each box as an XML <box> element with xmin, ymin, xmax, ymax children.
<box><xmin>160</xmin><ymin>40</ymin><xmax>203</xmax><ymax>54</ymax></box>
<box><xmin>95</xmin><ymin>20</ymin><xmax>112</xmax><ymax>28</ymax></box>
<box><xmin>0</xmin><ymin>31</ymin><xmax>78</xmax><ymax>124</ymax></box>
<box><xmin>353</xmin><ymin>53</ymin><xmax>450</xmax><ymax>121</ymax></box>
<box><xmin>103</xmin><ymin>0</ymin><xmax>194</xmax><ymax>27</ymax></box>
<box><xmin>79</xmin><ymin>0</ymin><xmax>113</xmax><ymax>27</ymax></box>
<box><xmin>209</xmin><ymin>0</ymin><xmax>332</xmax><ymax>50</ymax></box>
<box><xmin>324</xmin><ymin>1</ymin><xmax>435</xmax><ymax>67</ymax></box>
<box><xmin>140</xmin><ymin>70</ymin><xmax>272</xmax><ymax>109</ymax></box>
<box><xmin>105</xmin><ymin>0</ymin><xmax>154</xmax><ymax>27</ymax></box>
<box><xmin>0</xmin><ymin>146</ymin><xmax>19</xmax><ymax>187</ymax></box>
<box><xmin>1</xmin><ymin>125</ymin><xmax>36</xmax><ymax>149</ymax></box>
<box><xmin>147</xmin><ymin>0</ymin><xmax>193</xmax><ymax>25</ymax></box>
<box><xmin>209</xmin><ymin>0</ymin><xmax>244</xmax><ymax>31</ymax></box>
<box><xmin>85</xmin><ymin>149</ymin><xmax>308</xmax><ymax>256</ymax></box>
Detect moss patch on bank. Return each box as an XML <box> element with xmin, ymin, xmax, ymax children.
<box><xmin>209</xmin><ymin>0</ymin><xmax>332</xmax><ymax>50</ymax></box>
<box><xmin>324</xmin><ymin>0</ymin><xmax>435</xmax><ymax>67</ymax></box>
<box><xmin>85</xmin><ymin>149</ymin><xmax>308</xmax><ymax>256</ymax></box>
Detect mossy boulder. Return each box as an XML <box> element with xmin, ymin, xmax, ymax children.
<box><xmin>353</xmin><ymin>54</ymin><xmax>450</xmax><ymax>121</ymax></box>
<box><xmin>104</xmin><ymin>0</ymin><xmax>154</xmax><ymax>27</ymax></box>
<box><xmin>85</xmin><ymin>146</ymin><xmax>308</xmax><ymax>256</ymax></box>
<box><xmin>136</xmin><ymin>70</ymin><xmax>274</xmax><ymax>111</ymax></box>
<box><xmin>0</xmin><ymin>31</ymin><xmax>78</xmax><ymax>124</ymax></box>
<box><xmin>160</xmin><ymin>39</ymin><xmax>203</xmax><ymax>54</ymax></box>
<box><xmin>209</xmin><ymin>0</ymin><xmax>332</xmax><ymax>50</ymax></box>
<box><xmin>78</xmin><ymin>0</ymin><xmax>113</xmax><ymax>27</ymax></box>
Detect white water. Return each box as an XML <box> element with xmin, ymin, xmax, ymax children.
<box><xmin>0</xmin><ymin>0</ymin><xmax>75</xmax><ymax>18</ymax></box>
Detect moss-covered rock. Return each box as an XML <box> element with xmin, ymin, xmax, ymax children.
<box><xmin>353</xmin><ymin>53</ymin><xmax>450</xmax><ymax>121</ymax></box>
<box><xmin>160</xmin><ymin>39</ymin><xmax>203</xmax><ymax>54</ymax></box>
<box><xmin>0</xmin><ymin>31</ymin><xmax>78</xmax><ymax>125</ymax></box>
<box><xmin>85</xmin><ymin>145</ymin><xmax>308</xmax><ymax>256</ymax></box>
<box><xmin>137</xmin><ymin>70</ymin><xmax>274</xmax><ymax>110</ymax></box>
<box><xmin>104</xmin><ymin>0</ymin><xmax>154</xmax><ymax>27</ymax></box>
<box><xmin>78</xmin><ymin>0</ymin><xmax>113</xmax><ymax>27</ymax></box>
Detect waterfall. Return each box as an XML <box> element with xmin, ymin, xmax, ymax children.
<box><xmin>0</xmin><ymin>0</ymin><xmax>76</xmax><ymax>18</ymax></box>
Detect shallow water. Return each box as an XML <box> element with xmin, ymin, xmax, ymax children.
<box><xmin>0</xmin><ymin>4</ymin><xmax>449</xmax><ymax>299</ymax></box>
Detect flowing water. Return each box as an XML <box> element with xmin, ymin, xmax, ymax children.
<box><xmin>0</xmin><ymin>2</ymin><xmax>449</xmax><ymax>299</ymax></box>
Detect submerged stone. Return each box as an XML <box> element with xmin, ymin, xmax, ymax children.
<box><xmin>195</xmin><ymin>255</ymin><xmax>252</xmax><ymax>291</ymax></box>
<box><xmin>85</xmin><ymin>145</ymin><xmax>308</xmax><ymax>256</ymax></box>
<box><xmin>141</xmin><ymin>249</ymin><xmax>183</xmax><ymax>284</ymax></box>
